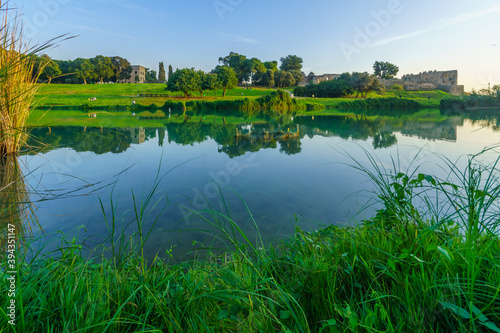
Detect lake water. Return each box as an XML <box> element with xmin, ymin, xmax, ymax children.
<box><xmin>12</xmin><ymin>111</ymin><xmax>500</xmax><ymax>259</ymax></box>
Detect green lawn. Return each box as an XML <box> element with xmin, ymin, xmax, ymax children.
<box><xmin>34</xmin><ymin>83</ymin><xmax>276</xmax><ymax>108</ymax></box>
<box><xmin>35</xmin><ymin>84</ymin><xmax>453</xmax><ymax>107</ymax></box>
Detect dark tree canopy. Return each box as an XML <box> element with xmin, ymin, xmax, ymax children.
<box><xmin>158</xmin><ymin>62</ymin><xmax>166</xmax><ymax>82</ymax></box>
<box><xmin>280</xmin><ymin>55</ymin><xmax>303</xmax><ymax>71</ymax></box>
<box><xmin>37</xmin><ymin>54</ymin><xmax>61</xmax><ymax>84</ymax></box>
<box><xmin>110</xmin><ymin>56</ymin><xmax>132</xmax><ymax>83</ymax></box>
<box><xmin>145</xmin><ymin>68</ymin><xmax>157</xmax><ymax>83</ymax></box>
<box><xmin>373</xmin><ymin>61</ymin><xmax>399</xmax><ymax>79</ymax></box>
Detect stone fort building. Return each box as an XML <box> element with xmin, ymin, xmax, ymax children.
<box><xmin>119</xmin><ymin>65</ymin><xmax>146</xmax><ymax>84</ymax></box>
<box><xmin>301</xmin><ymin>70</ymin><xmax>464</xmax><ymax>95</ymax></box>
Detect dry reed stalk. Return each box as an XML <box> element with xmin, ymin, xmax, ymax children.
<box><xmin>0</xmin><ymin>1</ymin><xmax>44</xmax><ymax>157</ymax></box>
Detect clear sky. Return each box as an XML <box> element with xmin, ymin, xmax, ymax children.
<box><xmin>20</xmin><ymin>0</ymin><xmax>500</xmax><ymax>91</ymax></box>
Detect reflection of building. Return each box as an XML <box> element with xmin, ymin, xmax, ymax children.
<box><xmin>119</xmin><ymin>65</ymin><xmax>146</xmax><ymax>84</ymax></box>
<box><xmin>128</xmin><ymin>128</ymin><xmax>146</xmax><ymax>144</ymax></box>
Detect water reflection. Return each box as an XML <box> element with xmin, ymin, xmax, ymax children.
<box><xmin>0</xmin><ymin>156</ymin><xmax>35</xmax><ymax>248</ymax></box>
<box><xmin>25</xmin><ymin>115</ymin><xmax>480</xmax><ymax>156</ymax></box>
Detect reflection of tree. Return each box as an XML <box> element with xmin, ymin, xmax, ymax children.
<box><xmin>279</xmin><ymin>139</ymin><xmax>302</xmax><ymax>155</ymax></box>
<box><xmin>26</xmin><ymin>127</ymin><xmax>138</xmax><ymax>155</ymax></box>
<box><xmin>219</xmin><ymin>137</ymin><xmax>278</xmax><ymax>158</ymax></box>
<box><xmin>0</xmin><ymin>156</ymin><xmax>35</xmax><ymax>249</ymax></box>
<box><xmin>23</xmin><ymin>114</ymin><xmax>474</xmax><ymax>158</ymax></box>
<box><xmin>297</xmin><ymin>115</ymin><xmax>383</xmax><ymax>141</ymax></box>
<box><xmin>158</xmin><ymin>128</ymin><xmax>166</xmax><ymax>147</ymax></box>
<box><xmin>373</xmin><ymin>132</ymin><xmax>397</xmax><ymax>149</ymax></box>
<box><xmin>166</xmin><ymin>123</ymin><xmax>212</xmax><ymax>146</ymax></box>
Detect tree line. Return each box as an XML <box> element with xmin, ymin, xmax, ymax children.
<box><xmin>294</xmin><ymin>61</ymin><xmax>399</xmax><ymax>98</ymax></box>
<box><xmin>34</xmin><ymin>55</ymin><xmax>167</xmax><ymax>84</ymax></box>
<box><xmin>166</xmin><ymin>52</ymin><xmax>305</xmax><ymax>98</ymax></box>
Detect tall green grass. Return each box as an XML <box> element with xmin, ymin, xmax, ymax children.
<box><xmin>1</xmin><ymin>148</ymin><xmax>499</xmax><ymax>332</ymax></box>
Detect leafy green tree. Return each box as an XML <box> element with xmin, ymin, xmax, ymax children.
<box><xmin>38</xmin><ymin>55</ymin><xmax>61</xmax><ymax>84</ymax></box>
<box><xmin>373</xmin><ymin>61</ymin><xmax>399</xmax><ymax>79</ymax></box>
<box><xmin>158</xmin><ymin>62</ymin><xmax>166</xmax><ymax>83</ymax></box>
<box><xmin>167</xmin><ymin>68</ymin><xmax>201</xmax><ymax>98</ymax></box>
<box><xmin>274</xmin><ymin>70</ymin><xmax>288</xmax><ymax>88</ymax></box>
<box><xmin>264</xmin><ymin>61</ymin><xmax>278</xmax><ymax>72</ymax></box>
<box><xmin>351</xmin><ymin>72</ymin><xmax>384</xmax><ymax>98</ymax></box>
<box><xmin>168</xmin><ymin>65</ymin><xmax>173</xmax><ymax>79</ymax></box>
<box><xmin>280</xmin><ymin>55</ymin><xmax>303</xmax><ymax>71</ymax></box>
<box><xmin>203</xmin><ymin>73</ymin><xmax>222</xmax><ymax>98</ymax></box>
<box><xmin>54</xmin><ymin>60</ymin><xmax>73</xmax><ymax>83</ymax></box>
<box><xmin>265</xmin><ymin>69</ymin><xmax>275</xmax><ymax>88</ymax></box>
<box><xmin>110</xmin><ymin>56</ymin><xmax>132</xmax><ymax>83</ymax></box>
<box><xmin>289</xmin><ymin>70</ymin><xmax>303</xmax><ymax>86</ymax></box>
<box><xmin>216</xmin><ymin>66</ymin><xmax>237</xmax><ymax>97</ymax></box>
<box><xmin>245</xmin><ymin>57</ymin><xmax>266</xmax><ymax>84</ymax></box>
<box><xmin>284</xmin><ymin>71</ymin><xmax>295</xmax><ymax>87</ymax></box>
<box><xmin>135</xmin><ymin>75</ymin><xmax>140</xmax><ymax>83</ymax></box>
<box><xmin>145</xmin><ymin>68</ymin><xmax>157</xmax><ymax>83</ymax></box>
<box><xmin>219</xmin><ymin>52</ymin><xmax>250</xmax><ymax>84</ymax></box>
<box><xmin>218</xmin><ymin>51</ymin><xmax>239</xmax><ymax>66</ymax></box>
<box><xmin>72</xmin><ymin>58</ymin><xmax>95</xmax><ymax>84</ymax></box>
<box><xmin>91</xmin><ymin>55</ymin><xmax>113</xmax><ymax>83</ymax></box>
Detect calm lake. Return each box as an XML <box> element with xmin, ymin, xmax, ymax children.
<box><xmin>15</xmin><ymin>110</ymin><xmax>500</xmax><ymax>259</ymax></box>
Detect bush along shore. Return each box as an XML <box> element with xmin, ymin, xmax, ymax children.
<box><xmin>1</xmin><ymin>149</ymin><xmax>499</xmax><ymax>332</ymax></box>
<box><xmin>338</xmin><ymin>97</ymin><xmax>422</xmax><ymax>115</ymax></box>
<box><xmin>33</xmin><ymin>94</ymin><xmax>436</xmax><ymax>118</ymax></box>
<box><xmin>35</xmin><ymin>90</ymin><xmax>325</xmax><ymax>114</ymax></box>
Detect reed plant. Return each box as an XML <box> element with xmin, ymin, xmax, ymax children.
<box><xmin>0</xmin><ymin>1</ymin><xmax>38</xmax><ymax>156</ymax></box>
<box><xmin>0</xmin><ymin>1</ymin><xmax>67</xmax><ymax>156</ymax></box>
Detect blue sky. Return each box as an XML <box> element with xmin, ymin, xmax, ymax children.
<box><xmin>20</xmin><ymin>0</ymin><xmax>500</xmax><ymax>91</ymax></box>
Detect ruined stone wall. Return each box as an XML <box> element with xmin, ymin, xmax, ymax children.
<box><xmin>301</xmin><ymin>69</ymin><xmax>464</xmax><ymax>95</ymax></box>
<box><xmin>382</xmin><ymin>70</ymin><xmax>463</xmax><ymax>95</ymax></box>
<box><xmin>402</xmin><ymin>70</ymin><xmax>458</xmax><ymax>86</ymax></box>
<box><xmin>312</xmin><ymin>74</ymin><xmax>341</xmax><ymax>84</ymax></box>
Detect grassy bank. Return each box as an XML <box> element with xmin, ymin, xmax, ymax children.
<box><xmin>34</xmin><ymin>84</ymin><xmax>452</xmax><ymax>112</ymax></box>
<box><xmin>2</xmin><ymin>150</ymin><xmax>499</xmax><ymax>332</ymax></box>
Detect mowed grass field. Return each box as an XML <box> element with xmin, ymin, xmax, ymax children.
<box><xmin>34</xmin><ymin>83</ymin><xmax>277</xmax><ymax>108</ymax></box>
<box><xmin>34</xmin><ymin>83</ymin><xmax>453</xmax><ymax>110</ymax></box>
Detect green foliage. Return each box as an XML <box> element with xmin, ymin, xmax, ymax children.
<box><xmin>37</xmin><ymin>54</ymin><xmax>61</xmax><ymax>84</ymax></box>
<box><xmin>5</xmin><ymin>149</ymin><xmax>500</xmax><ymax>332</ymax></box>
<box><xmin>280</xmin><ymin>55</ymin><xmax>303</xmax><ymax>71</ymax></box>
<box><xmin>216</xmin><ymin>66</ymin><xmax>238</xmax><ymax>97</ymax></box>
<box><xmin>441</xmin><ymin>89</ymin><xmax>500</xmax><ymax>113</ymax></box>
<box><xmin>91</xmin><ymin>55</ymin><xmax>114</xmax><ymax>83</ymax></box>
<box><xmin>145</xmin><ymin>68</ymin><xmax>157</xmax><ymax>83</ymax></box>
<box><xmin>167</xmin><ymin>68</ymin><xmax>202</xmax><ymax>98</ymax></box>
<box><xmin>294</xmin><ymin>79</ymin><xmax>354</xmax><ymax>98</ymax></box>
<box><xmin>373</xmin><ymin>61</ymin><xmax>399</xmax><ymax>79</ymax></box>
<box><xmin>158</xmin><ymin>61</ymin><xmax>166</xmax><ymax>83</ymax></box>
<box><xmin>110</xmin><ymin>56</ymin><xmax>132</xmax><ymax>83</ymax></box>
<box><xmin>338</xmin><ymin>97</ymin><xmax>421</xmax><ymax>114</ymax></box>
<box><xmin>391</xmin><ymin>84</ymin><xmax>404</xmax><ymax>90</ymax></box>
<box><xmin>71</xmin><ymin>58</ymin><xmax>95</xmax><ymax>84</ymax></box>
<box><xmin>202</xmin><ymin>72</ymin><xmax>222</xmax><ymax>98</ymax></box>
<box><xmin>351</xmin><ymin>72</ymin><xmax>385</xmax><ymax>98</ymax></box>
